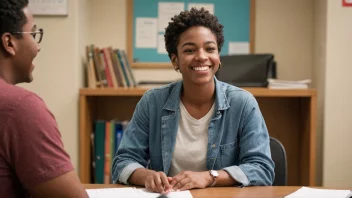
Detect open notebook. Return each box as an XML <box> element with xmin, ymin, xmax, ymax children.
<box><xmin>86</xmin><ymin>187</ymin><xmax>193</xmax><ymax>198</ymax></box>
<box><xmin>285</xmin><ymin>187</ymin><xmax>351</xmax><ymax>198</ymax></box>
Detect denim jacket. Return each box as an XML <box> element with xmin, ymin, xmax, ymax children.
<box><xmin>112</xmin><ymin>77</ymin><xmax>275</xmax><ymax>186</ymax></box>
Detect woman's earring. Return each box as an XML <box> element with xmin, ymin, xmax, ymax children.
<box><xmin>218</xmin><ymin>63</ymin><xmax>222</xmax><ymax>70</ymax></box>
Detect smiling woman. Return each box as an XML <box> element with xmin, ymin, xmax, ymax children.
<box><xmin>171</xmin><ymin>26</ymin><xmax>221</xmax><ymax>87</ymax></box>
<box><xmin>112</xmin><ymin>7</ymin><xmax>274</xmax><ymax>194</ymax></box>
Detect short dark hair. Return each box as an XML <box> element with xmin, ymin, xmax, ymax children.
<box><xmin>0</xmin><ymin>0</ymin><xmax>29</xmax><ymax>43</ymax></box>
<box><xmin>164</xmin><ymin>7</ymin><xmax>224</xmax><ymax>59</ymax></box>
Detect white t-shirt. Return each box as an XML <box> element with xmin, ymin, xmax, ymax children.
<box><xmin>168</xmin><ymin>101</ymin><xmax>215</xmax><ymax>177</ymax></box>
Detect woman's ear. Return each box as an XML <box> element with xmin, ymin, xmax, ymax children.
<box><xmin>171</xmin><ymin>54</ymin><xmax>178</xmax><ymax>66</ymax></box>
<box><xmin>171</xmin><ymin>54</ymin><xmax>180</xmax><ymax>72</ymax></box>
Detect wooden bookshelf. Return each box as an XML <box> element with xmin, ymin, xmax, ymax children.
<box><xmin>79</xmin><ymin>87</ymin><xmax>317</xmax><ymax>186</ymax></box>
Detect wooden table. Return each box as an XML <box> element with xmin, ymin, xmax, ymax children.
<box><xmin>84</xmin><ymin>184</ymin><xmax>304</xmax><ymax>198</ymax></box>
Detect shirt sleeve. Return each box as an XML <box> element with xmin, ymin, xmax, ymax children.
<box><xmin>224</xmin><ymin>95</ymin><xmax>275</xmax><ymax>186</ymax></box>
<box><xmin>3</xmin><ymin>93</ymin><xmax>74</xmax><ymax>189</ymax></box>
<box><xmin>112</xmin><ymin>92</ymin><xmax>150</xmax><ymax>184</ymax></box>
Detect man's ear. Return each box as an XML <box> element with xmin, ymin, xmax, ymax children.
<box><xmin>1</xmin><ymin>33</ymin><xmax>16</xmax><ymax>56</ymax></box>
<box><xmin>171</xmin><ymin>54</ymin><xmax>178</xmax><ymax>67</ymax></box>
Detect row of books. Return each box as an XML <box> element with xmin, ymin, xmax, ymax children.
<box><xmin>85</xmin><ymin>45</ymin><xmax>136</xmax><ymax>88</ymax></box>
<box><xmin>91</xmin><ymin>120</ymin><xmax>128</xmax><ymax>184</ymax></box>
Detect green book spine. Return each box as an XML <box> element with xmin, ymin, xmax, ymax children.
<box><xmin>110</xmin><ymin>120</ymin><xmax>116</xmax><ymax>183</ymax></box>
<box><xmin>94</xmin><ymin>120</ymin><xmax>105</xmax><ymax>184</ymax></box>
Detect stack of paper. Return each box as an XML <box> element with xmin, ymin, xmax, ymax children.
<box><xmin>285</xmin><ymin>187</ymin><xmax>351</xmax><ymax>198</ymax></box>
<box><xmin>86</xmin><ymin>187</ymin><xmax>193</xmax><ymax>198</ymax></box>
<box><xmin>268</xmin><ymin>79</ymin><xmax>311</xmax><ymax>89</ymax></box>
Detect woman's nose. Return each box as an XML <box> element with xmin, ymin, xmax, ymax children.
<box><xmin>195</xmin><ymin>49</ymin><xmax>207</xmax><ymax>61</ymax></box>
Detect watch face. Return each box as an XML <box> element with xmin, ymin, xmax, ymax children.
<box><xmin>211</xmin><ymin>170</ymin><xmax>219</xmax><ymax>177</ymax></box>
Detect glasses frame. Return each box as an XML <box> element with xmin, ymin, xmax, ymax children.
<box><xmin>11</xmin><ymin>28</ymin><xmax>44</xmax><ymax>44</ymax></box>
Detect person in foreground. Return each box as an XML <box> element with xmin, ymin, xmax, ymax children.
<box><xmin>112</xmin><ymin>8</ymin><xmax>274</xmax><ymax>193</ymax></box>
<box><xmin>0</xmin><ymin>0</ymin><xmax>88</xmax><ymax>197</ymax></box>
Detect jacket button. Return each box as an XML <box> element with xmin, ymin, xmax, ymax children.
<box><xmin>212</xmin><ymin>144</ymin><xmax>216</xmax><ymax>148</ymax></box>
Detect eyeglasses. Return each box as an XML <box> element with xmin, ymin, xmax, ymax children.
<box><xmin>11</xmin><ymin>28</ymin><xmax>44</xmax><ymax>44</ymax></box>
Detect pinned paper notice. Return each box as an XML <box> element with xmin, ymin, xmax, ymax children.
<box><xmin>157</xmin><ymin>34</ymin><xmax>167</xmax><ymax>54</ymax></box>
<box><xmin>158</xmin><ymin>2</ymin><xmax>184</xmax><ymax>32</ymax></box>
<box><xmin>187</xmin><ymin>3</ymin><xmax>214</xmax><ymax>14</ymax></box>
<box><xmin>136</xmin><ymin>17</ymin><xmax>157</xmax><ymax>48</ymax></box>
<box><xmin>228</xmin><ymin>42</ymin><xmax>250</xmax><ymax>55</ymax></box>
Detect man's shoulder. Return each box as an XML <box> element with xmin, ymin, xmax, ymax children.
<box><xmin>0</xmin><ymin>80</ymin><xmax>43</xmax><ymax>114</ymax></box>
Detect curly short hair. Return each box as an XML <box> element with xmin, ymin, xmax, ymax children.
<box><xmin>164</xmin><ymin>7</ymin><xmax>224</xmax><ymax>59</ymax></box>
<box><xmin>0</xmin><ymin>0</ymin><xmax>29</xmax><ymax>44</ymax></box>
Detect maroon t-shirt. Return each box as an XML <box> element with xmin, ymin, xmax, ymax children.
<box><xmin>0</xmin><ymin>78</ymin><xmax>74</xmax><ymax>198</ymax></box>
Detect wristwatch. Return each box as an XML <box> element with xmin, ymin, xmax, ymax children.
<box><xmin>209</xmin><ymin>170</ymin><xmax>219</xmax><ymax>187</ymax></box>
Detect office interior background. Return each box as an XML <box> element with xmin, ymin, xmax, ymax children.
<box><xmin>20</xmin><ymin>0</ymin><xmax>351</xmax><ymax>187</ymax></box>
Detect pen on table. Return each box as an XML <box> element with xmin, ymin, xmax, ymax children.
<box><xmin>346</xmin><ymin>190</ymin><xmax>352</xmax><ymax>198</ymax></box>
<box><xmin>156</xmin><ymin>194</ymin><xmax>169</xmax><ymax>198</ymax></box>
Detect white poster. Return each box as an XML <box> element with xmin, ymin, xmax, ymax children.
<box><xmin>136</xmin><ymin>17</ymin><xmax>157</xmax><ymax>48</ymax></box>
<box><xmin>28</xmin><ymin>0</ymin><xmax>68</xmax><ymax>16</ymax></box>
<box><xmin>158</xmin><ymin>2</ymin><xmax>185</xmax><ymax>32</ymax></box>
<box><xmin>228</xmin><ymin>42</ymin><xmax>250</xmax><ymax>55</ymax></box>
<box><xmin>157</xmin><ymin>35</ymin><xmax>167</xmax><ymax>54</ymax></box>
<box><xmin>187</xmin><ymin>3</ymin><xmax>214</xmax><ymax>14</ymax></box>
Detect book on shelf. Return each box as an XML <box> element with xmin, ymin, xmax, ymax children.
<box><xmin>92</xmin><ymin>120</ymin><xmax>128</xmax><ymax>184</ymax></box>
<box><xmin>268</xmin><ymin>78</ymin><xmax>311</xmax><ymax>89</ymax></box>
<box><xmin>85</xmin><ymin>45</ymin><xmax>136</xmax><ymax>89</ymax></box>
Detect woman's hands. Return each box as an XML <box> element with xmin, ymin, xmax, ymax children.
<box><xmin>169</xmin><ymin>171</ymin><xmax>213</xmax><ymax>191</ymax></box>
<box><xmin>144</xmin><ymin>170</ymin><xmax>172</xmax><ymax>194</ymax></box>
<box><xmin>131</xmin><ymin>169</ymin><xmax>235</xmax><ymax>193</ymax></box>
<box><xmin>144</xmin><ymin>170</ymin><xmax>212</xmax><ymax>193</ymax></box>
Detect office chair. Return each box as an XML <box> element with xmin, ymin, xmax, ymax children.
<box><xmin>270</xmin><ymin>137</ymin><xmax>287</xmax><ymax>186</ymax></box>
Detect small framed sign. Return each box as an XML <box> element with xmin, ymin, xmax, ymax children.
<box><xmin>28</xmin><ymin>0</ymin><xmax>68</xmax><ymax>16</ymax></box>
<box><xmin>343</xmin><ymin>0</ymin><xmax>352</xmax><ymax>7</ymax></box>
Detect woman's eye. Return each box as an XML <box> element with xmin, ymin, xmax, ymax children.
<box><xmin>184</xmin><ymin>49</ymin><xmax>194</xmax><ymax>53</ymax></box>
<box><xmin>207</xmin><ymin>47</ymin><xmax>216</xmax><ymax>52</ymax></box>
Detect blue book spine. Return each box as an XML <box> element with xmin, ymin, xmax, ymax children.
<box><xmin>115</xmin><ymin>122</ymin><xmax>123</xmax><ymax>154</ymax></box>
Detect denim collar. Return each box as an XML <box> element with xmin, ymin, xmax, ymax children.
<box><xmin>163</xmin><ymin>76</ymin><xmax>230</xmax><ymax>112</ymax></box>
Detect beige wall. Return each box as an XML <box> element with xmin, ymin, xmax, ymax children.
<box><xmin>255</xmin><ymin>0</ymin><xmax>313</xmax><ymax>80</ymax></box>
<box><xmin>323</xmin><ymin>0</ymin><xmax>352</xmax><ymax>187</ymax></box>
<box><xmin>23</xmin><ymin>0</ymin><xmax>321</xmax><ymax>180</ymax></box>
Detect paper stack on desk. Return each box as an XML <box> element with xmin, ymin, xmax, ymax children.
<box><xmin>86</xmin><ymin>187</ymin><xmax>193</xmax><ymax>198</ymax></box>
<box><xmin>268</xmin><ymin>79</ymin><xmax>311</xmax><ymax>89</ymax></box>
<box><xmin>284</xmin><ymin>187</ymin><xmax>351</xmax><ymax>198</ymax></box>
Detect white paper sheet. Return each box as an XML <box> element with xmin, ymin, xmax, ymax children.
<box><xmin>157</xmin><ymin>34</ymin><xmax>167</xmax><ymax>54</ymax></box>
<box><xmin>158</xmin><ymin>2</ymin><xmax>184</xmax><ymax>32</ymax></box>
<box><xmin>86</xmin><ymin>187</ymin><xmax>193</xmax><ymax>198</ymax></box>
<box><xmin>228</xmin><ymin>42</ymin><xmax>250</xmax><ymax>55</ymax></box>
<box><xmin>284</xmin><ymin>187</ymin><xmax>350</xmax><ymax>198</ymax></box>
<box><xmin>187</xmin><ymin>3</ymin><xmax>214</xmax><ymax>14</ymax></box>
<box><xmin>136</xmin><ymin>17</ymin><xmax>157</xmax><ymax>48</ymax></box>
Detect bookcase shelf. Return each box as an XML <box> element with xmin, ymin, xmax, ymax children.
<box><xmin>79</xmin><ymin>87</ymin><xmax>316</xmax><ymax>97</ymax></box>
<box><xmin>79</xmin><ymin>87</ymin><xmax>317</xmax><ymax>186</ymax></box>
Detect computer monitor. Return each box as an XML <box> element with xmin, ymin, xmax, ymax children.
<box><xmin>215</xmin><ymin>54</ymin><xmax>275</xmax><ymax>87</ymax></box>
